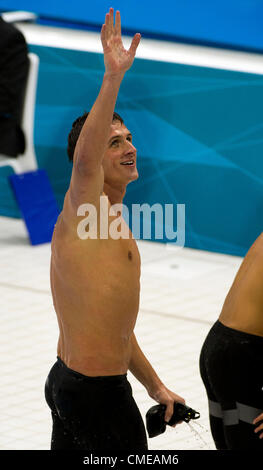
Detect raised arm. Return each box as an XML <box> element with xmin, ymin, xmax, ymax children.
<box><xmin>62</xmin><ymin>9</ymin><xmax>140</xmax><ymax>228</ymax></box>
<box><xmin>75</xmin><ymin>8</ymin><xmax>140</xmax><ymax>173</ymax></box>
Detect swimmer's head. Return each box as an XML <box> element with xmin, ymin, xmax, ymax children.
<box><xmin>67</xmin><ymin>111</ymin><xmax>138</xmax><ymax>186</ymax></box>
<box><xmin>67</xmin><ymin>111</ymin><xmax>124</xmax><ymax>162</ymax></box>
<box><xmin>103</xmin><ymin>119</ymin><xmax>138</xmax><ymax>187</ymax></box>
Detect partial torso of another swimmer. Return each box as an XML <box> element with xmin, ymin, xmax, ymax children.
<box><xmin>219</xmin><ymin>233</ymin><xmax>263</xmax><ymax>337</ymax></box>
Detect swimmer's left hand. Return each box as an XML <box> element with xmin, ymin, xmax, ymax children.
<box><xmin>253</xmin><ymin>413</ymin><xmax>263</xmax><ymax>439</ymax></box>
<box><xmin>149</xmin><ymin>385</ymin><xmax>185</xmax><ymax>425</ymax></box>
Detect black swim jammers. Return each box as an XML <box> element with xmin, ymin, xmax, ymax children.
<box><xmin>200</xmin><ymin>320</ymin><xmax>263</xmax><ymax>450</ymax></box>
<box><xmin>45</xmin><ymin>356</ymin><xmax>148</xmax><ymax>450</ymax></box>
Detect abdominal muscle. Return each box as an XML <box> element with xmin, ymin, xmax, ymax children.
<box><xmin>56</xmin><ymin>325</ymin><xmax>133</xmax><ymax>376</ymax></box>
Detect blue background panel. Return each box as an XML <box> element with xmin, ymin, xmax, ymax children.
<box><xmin>9</xmin><ymin>170</ymin><xmax>59</xmax><ymax>245</ymax></box>
<box><xmin>0</xmin><ymin>44</ymin><xmax>262</xmax><ymax>256</ymax></box>
<box><xmin>1</xmin><ymin>0</ymin><xmax>263</xmax><ymax>52</ymax></box>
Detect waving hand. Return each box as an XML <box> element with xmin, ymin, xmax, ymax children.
<box><xmin>101</xmin><ymin>8</ymin><xmax>141</xmax><ymax>76</ymax></box>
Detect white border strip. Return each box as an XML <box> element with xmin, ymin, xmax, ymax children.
<box><xmin>15</xmin><ymin>22</ymin><xmax>263</xmax><ymax>75</ymax></box>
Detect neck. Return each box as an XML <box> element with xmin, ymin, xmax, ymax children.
<box><xmin>103</xmin><ymin>182</ymin><xmax>127</xmax><ymax>206</ymax></box>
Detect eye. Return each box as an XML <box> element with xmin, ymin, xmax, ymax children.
<box><xmin>111</xmin><ymin>139</ymin><xmax>119</xmax><ymax>147</ymax></box>
<box><xmin>127</xmin><ymin>136</ymin><xmax>132</xmax><ymax>142</ymax></box>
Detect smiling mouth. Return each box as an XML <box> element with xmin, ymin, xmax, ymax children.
<box><xmin>120</xmin><ymin>160</ymin><xmax>135</xmax><ymax>166</ymax></box>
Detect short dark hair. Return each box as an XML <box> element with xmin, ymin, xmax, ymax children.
<box><xmin>67</xmin><ymin>111</ymin><xmax>124</xmax><ymax>162</ymax></box>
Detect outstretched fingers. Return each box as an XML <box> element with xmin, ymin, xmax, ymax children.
<box><xmin>102</xmin><ymin>8</ymin><xmax>120</xmax><ymax>45</ymax></box>
<box><xmin>103</xmin><ymin>10</ymin><xmax>113</xmax><ymax>41</ymax></box>
<box><xmin>115</xmin><ymin>10</ymin><xmax>121</xmax><ymax>36</ymax></box>
<box><xmin>109</xmin><ymin>7</ymin><xmax>114</xmax><ymax>35</ymax></box>
<box><xmin>128</xmin><ymin>33</ymin><xmax>141</xmax><ymax>57</ymax></box>
<box><xmin>101</xmin><ymin>23</ymin><xmax>107</xmax><ymax>49</ymax></box>
<box><xmin>101</xmin><ymin>9</ymin><xmax>141</xmax><ymax>65</ymax></box>
<box><xmin>101</xmin><ymin>9</ymin><xmax>113</xmax><ymax>48</ymax></box>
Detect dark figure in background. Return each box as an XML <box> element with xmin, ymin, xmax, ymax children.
<box><xmin>0</xmin><ymin>16</ymin><xmax>29</xmax><ymax>157</ymax></box>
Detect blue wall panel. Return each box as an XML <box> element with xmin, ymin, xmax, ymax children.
<box><xmin>0</xmin><ymin>44</ymin><xmax>262</xmax><ymax>256</ymax></box>
<box><xmin>1</xmin><ymin>0</ymin><xmax>263</xmax><ymax>52</ymax></box>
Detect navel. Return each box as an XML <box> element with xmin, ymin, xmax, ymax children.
<box><xmin>128</xmin><ymin>250</ymin><xmax>132</xmax><ymax>261</ymax></box>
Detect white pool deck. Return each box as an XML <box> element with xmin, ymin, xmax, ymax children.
<box><xmin>0</xmin><ymin>215</ymin><xmax>243</xmax><ymax>450</ymax></box>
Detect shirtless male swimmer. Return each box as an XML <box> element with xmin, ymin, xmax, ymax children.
<box><xmin>200</xmin><ymin>234</ymin><xmax>263</xmax><ymax>449</ymax></box>
<box><xmin>45</xmin><ymin>8</ymin><xmax>185</xmax><ymax>450</ymax></box>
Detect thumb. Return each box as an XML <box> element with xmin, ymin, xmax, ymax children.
<box><xmin>128</xmin><ymin>33</ymin><xmax>141</xmax><ymax>57</ymax></box>
<box><xmin>164</xmin><ymin>403</ymin><xmax>174</xmax><ymax>423</ymax></box>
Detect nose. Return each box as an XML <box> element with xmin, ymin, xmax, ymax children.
<box><xmin>125</xmin><ymin>140</ymin><xmax>136</xmax><ymax>154</ymax></box>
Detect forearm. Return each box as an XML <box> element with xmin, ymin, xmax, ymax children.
<box><xmin>128</xmin><ymin>333</ymin><xmax>164</xmax><ymax>398</ymax></box>
<box><xmin>75</xmin><ymin>72</ymin><xmax>124</xmax><ymax>167</ymax></box>
<box><xmin>128</xmin><ymin>333</ymin><xmax>186</xmax><ymax>422</ymax></box>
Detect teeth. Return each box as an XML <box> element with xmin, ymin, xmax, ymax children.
<box><xmin>121</xmin><ymin>160</ymin><xmax>134</xmax><ymax>165</ymax></box>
